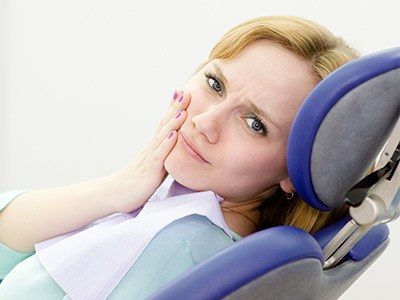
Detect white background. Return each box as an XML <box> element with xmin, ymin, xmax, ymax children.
<box><xmin>1</xmin><ymin>0</ymin><xmax>399</xmax><ymax>298</ymax></box>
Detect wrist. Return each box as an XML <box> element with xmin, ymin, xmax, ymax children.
<box><xmin>102</xmin><ymin>171</ymin><xmax>137</xmax><ymax>214</ymax></box>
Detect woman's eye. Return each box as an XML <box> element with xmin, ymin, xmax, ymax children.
<box><xmin>244</xmin><ymin>115</ymin><xmax>268</xmax><ymax>136</ymax></box>
<box><xmin>203</xmin><ymin>71</ymin><xmax>267</xmax><ymax>137</ymax></box>
<box><xmin>204</xmin><ymin>72</ymin><xmax>223</xmax><ymax>94</ymax></box>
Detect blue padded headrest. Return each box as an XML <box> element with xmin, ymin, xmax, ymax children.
<box><xmin>287</xmin><ymin>47</ymin><xmax>400</xmax><ymax>211</ymax></box>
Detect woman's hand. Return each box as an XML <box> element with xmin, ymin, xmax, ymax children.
<box><xmin>109</xmin><ymin>90</ymin><xmax>190</xmax><ymax>213</ymax></box>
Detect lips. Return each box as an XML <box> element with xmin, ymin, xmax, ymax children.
<box><xmin>180</xmin><ymin>131</ymin><xmax>210</xmax><ymax>164</ymax></box>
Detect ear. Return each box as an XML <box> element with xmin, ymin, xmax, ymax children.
<box><xmin>279</xmin><ymin>176</ymin><xmax>295</xmax><ymax>194</ymax></box>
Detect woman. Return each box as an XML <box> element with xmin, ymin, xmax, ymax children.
<box><xmin>0</xmin><ymin>15</ymin><xmax>372</xmax><ymax>299</ymax></box>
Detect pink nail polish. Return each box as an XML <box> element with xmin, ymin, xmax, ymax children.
<box><xmin>178</xmin><ymin>93</ymin><xmax>184</xmax><ymax>102</ymax></box>
<box><xmin>168</xmin><ymin>131</ymin><xmax>174</xmax><ymax>139</ymax></box>
<box><xmin>175</xmin><ymin>109</ymin><xmax>182</xmax><ymax>119</ymax></box>
<box><xmin>173</xmin><ymin>90</ymin><xmax>178</xmax><ymax>101</ymax></box>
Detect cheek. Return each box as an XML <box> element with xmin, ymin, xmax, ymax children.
<box><xmin>225</xmin><ymin>143</ymin><xmax>284</xmax><ymax>184</ymax></box>
<box><xmin>182</xmin><ymin>76</ymin><xmax>203</xmax><ymax>98</ymax></box>
<box><xmin>181</xmin><ymin>78</ymin><xmax>209</xmax><ymax>110</ymax></box>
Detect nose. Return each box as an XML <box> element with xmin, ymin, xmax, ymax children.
<box><xmin>189</xmin><ymin>103</ymin><xmax>226</xmax><ymax>144</ymax></box>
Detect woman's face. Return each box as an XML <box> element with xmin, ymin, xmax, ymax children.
<box><xmin>164</xmin><ymin>39</ymin><xmax>319</xmax><ymax>203</ymax></box>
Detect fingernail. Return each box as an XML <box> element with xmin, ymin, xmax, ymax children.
<box><xmin>173</xmin><ymin>90</ymin><xmax>178</xmax><ymax>101</ymax></box>
<box><xmin>168</xmin><ymin>131</ymin><xmax>174</xmax><ymax>139</ymax></box>
<box><xmin>175</xmin><ymin>109</ymin><xmax>182</xmax><ymax>119</ymax></box>
<box><xmin>178</xmin><ymin>92</ymin><xmax>184</xmax><ymax>103</ymax></box>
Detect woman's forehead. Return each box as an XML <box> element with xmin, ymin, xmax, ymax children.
<box><xmin>216</xmin><ymin>41</ymin><xmax>316</xmax><ymax>90</ymax></box>
<box><xmin>211</xmin><ymin>45</ymin><xmax>315</xmax><ymax>104</ymax></box>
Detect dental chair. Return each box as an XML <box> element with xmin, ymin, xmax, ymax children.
<box><xmin>149</xmin><ymin>47</ymin><xmax>400</xmax><ymax>300</ymax></box>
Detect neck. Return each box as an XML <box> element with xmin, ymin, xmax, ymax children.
<box><xmin>220</xmin><ymin>197</ymin><xmax>263</xmax><ymax>237</ymax></box>
<box><xmin>219</xmin><ymin>186</ymin><xmax>279</xmax><ymax>237</ymax></box>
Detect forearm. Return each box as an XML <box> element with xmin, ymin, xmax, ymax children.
<box><xmin>0</xmin><ymin>174</ymin><xmax>127</xmax><ymax>253</ymax></box>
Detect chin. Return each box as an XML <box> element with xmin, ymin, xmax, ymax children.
<box><xmin>164</xmin><ymin>152</ymin><xmax>207</xmax><ymax>192</ymax></box>
<box><xmin>163</xmin><ymin>153</ymin><xmax>175</xmax><ymax>178</ymax></box>
<box><xmin>164</xmin><ymin>156</ymin><xmax>189</xmax><ymax>187</ymax></box>
<box><xmin>164</xmin><ymin>151</ymin><xmax>186</xmax><ymax>182</ymax></box>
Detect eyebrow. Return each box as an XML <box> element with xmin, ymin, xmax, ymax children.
<box><xmin>210</xmin><ymin>62</ymin><xmax>279</xmax><ymax>129</ymax></box>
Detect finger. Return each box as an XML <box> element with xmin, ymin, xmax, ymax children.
<box><xmin>149</xmin><ymin>108</ymin><xmax>187</xmax><ymax>160</ymax></box>
<box><xmin>148</xmin><ymin>129</ymin><xmax>178</xmax><ymax>175</ymax></box>
<box><xmin>150</xmin><ymin>108</ymin><xmax>187</xmax><ymax>154</ymax></box>
<box><xmin>159</xmin><ymin>108</ymin><xmax>187</xmax><ymax>143</ymax></box>
<box><xmin>170</xmin><ymin>90</ymin><xmax>180</xmax><ymax>106</ymax></box>
<box><xmin>162</xmin><ymin>91</ymin><xmax>186</xmax><ymax>126</ymax></box>
<box><xmin>157</xmin><ymin>91</ymin><xmax>190</xmax><ymax>131</ymax></box>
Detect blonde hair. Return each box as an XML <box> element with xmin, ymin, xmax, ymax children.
<box><xmin>196</xmin><ymin>15</ymin><xmax>367</xmax><ymax>234</ymax></box>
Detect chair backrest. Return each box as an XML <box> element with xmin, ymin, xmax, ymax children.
<box><xmin>149</xmin><ymin>215</ymin><xmax>389</xmax><ymax>300</ymax></box>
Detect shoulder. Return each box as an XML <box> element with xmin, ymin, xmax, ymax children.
<box><xmin>0</xmin><ymin>190</ymin><xmax>31</xmax><ymax>212</ymax></box>
<box><xmin>153</xmin><ymin>214</ymin><xmax>235</xmax><ymax>263</ymax></box>
<box><xmin>158</xmin><ymin>214</ymin><xmax>233</xmax><ymax>242</ymax></box>
<box><xmin>110</xmin><ymin>214</ymin><xmax>236</xmax><ymax>299</ymax></box>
